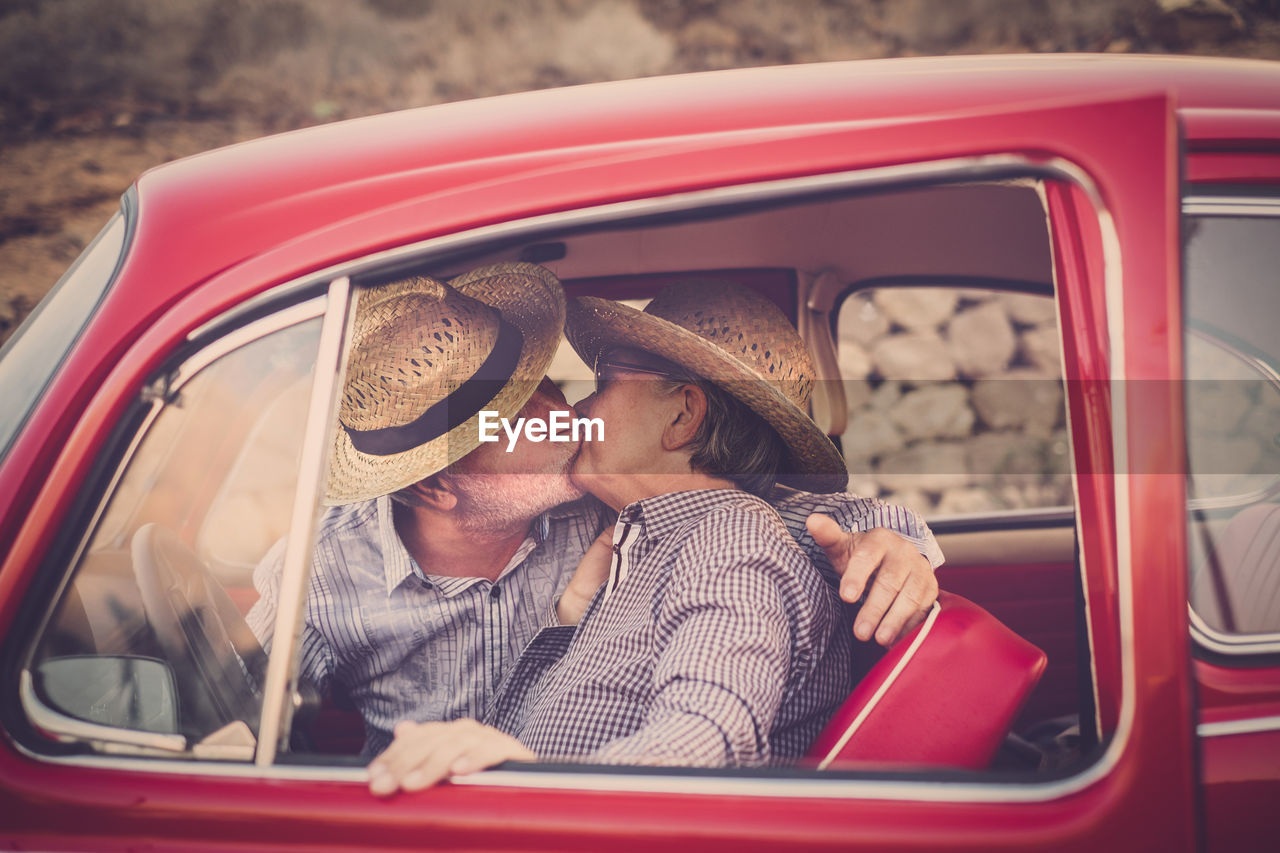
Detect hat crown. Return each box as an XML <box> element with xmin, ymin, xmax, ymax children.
<box><xmin>340</xmin><ymin>280</ymin><xmax>502</xmax><ymax>431</ymax></box>
<box><xmin>643</xmin><ymin>280</ymin><xmax>815</xmax><ymax>408</ymax></box>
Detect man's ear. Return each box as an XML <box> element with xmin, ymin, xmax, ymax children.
<box><xmin>397</xmin><ymin>474</ymin><xmax>459</xmax><ymax>512</ymax></box>
<box><xmin>661</xmin><ymin>384</ymin><xmax>707</xmax><ymax>452</ymax></box>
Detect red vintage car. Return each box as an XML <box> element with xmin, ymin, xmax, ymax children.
<box><xmin>1</xmin><ymin>53</ymin><xmax>1279</xmax><ymax>850</ymax></box>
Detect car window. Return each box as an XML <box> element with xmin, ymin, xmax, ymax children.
<box><xmin>269</xmin><ymin>175</ymin><xmax>1094</xmax><ymax>781</ymax></box>
<box><xmin>24</xmin><ymin>305</ymin><xmax>323</xmax><ymax>759</ymax></box>
<box><xmin>834</xmin><ymin>287</ymin><xmax>1071</xmax><ymax>520</ymax></box>
<box><xmin>1184</xmin><ymin>204</ymin><xmax>1280</xmax><ymax>643</ymax></box>
<box><xmin>0</xmin><ymin>211</ymin><xmax>128</xmax><ymax>461</ymax></box>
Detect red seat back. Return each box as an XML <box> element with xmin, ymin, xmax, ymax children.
<box><xmin>807</xmin><ymin>591</ymin><xmax>1047</xmax><ymax>770</ymax></box>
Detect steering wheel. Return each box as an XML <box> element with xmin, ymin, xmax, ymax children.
<box><xmin>131</xmin><ymin>522</ymin><xmax>268</xmax><ymax>740</ymax></box>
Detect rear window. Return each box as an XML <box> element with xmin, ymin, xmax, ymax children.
<box><xmin>1184</xmin><ymin>202</ymin><xmax>1280</xmax><ymax>643</ymax></box>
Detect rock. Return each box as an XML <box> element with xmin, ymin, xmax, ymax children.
<box><xmin>837</xmin><ymin>339</ymin><xmax>873</xmax><ymax>381</ymax></box>
<box><xmin>1157</xmin><ymin>0</ymin><xmax>1245</xmax><ymax>44</ymax></box>
<box><xmin>971</xmin><ymin>370</ymin><xmax>1064</xmax><ymax>434</ymax></box>
<box><xmin>999</xmin><ymin>292</ymin><xmax>1057</xmax><ymax>326</ymax></box>
<box><xmin>1186</xmin><ymin>379</ymin><xmax>1254</xmax><ymax>435</ymax></box>
<box><xmin>869</xmin><ymin>380</ymin><xmax>904</xmax><ymax>412</ymax></box>
<box><xmin>888</xmin><ymin>384</ymin><xmax>974</xmax><ymax>442</ymax></box>
<box><xmin>1240</xmin><ymin>397</ymin><xmax>1280</xmax><ymax>453</ymax></box>
<box><xmin>872</xmin><ymin>332</ymin><xmax>956</xmax><ymax>382</ymax></box>
<box><xmin>842</xmin><ymin>409</ymin><xmax>905</xmax><ymax>463</ymax></box>
<box><xmin>556</xmin><ymin>1</ymin><xmax>676</xmax><ymax>81</ymax></box>
<box><xmin>845</xmin><ymin>471</ymin><xmax>881</xmax><ymax>499</ymax></box>
<box><xmin>842</xmin><ymin>378</ymin><xmax>873</xmax><ymax>413</ymax></box>
<box><xmin>1019</xmin><ymin>324</ymin><xmax>1062</xmax><ymax>376</ymax></box>
<box><xmin>875</xmin><ymin>441</ymin><xmax>970</xmax><ymax>493</ymax></box>
<box><xmin>935</xmin><ymin>487</ymin><xmax>1001</xmax><ymax>516</ymax></box>
<box><xmin>965</xmin><ymin>431</ymin><xmax>1053</xmax><ymax>485</ymax></box>
<box><xmin>873</xmin><ymin>288</ymin><xmax>959</xmax><ymax>332</ymax></box>
<box><xmin>1187</xmin><ymin>434</ymin><xmax>1262</xmax><ymax>479</ymax></box>
<box><xmin>880</xmin><ymin>488</ymin><xmax>934</xmax><ymax>517</ymax></box>
<box><xmin>948</xmin><ymin>301</ymin><xmax>1016</xmax><ymax>377</ymax></box>
<box><xmin>837</xmin><ymin>295</ymin><xmax>890</xmax><ymax>347</ymax></box>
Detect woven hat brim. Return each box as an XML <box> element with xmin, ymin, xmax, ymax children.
<box><xmin>565</xmin><ymin>296</ymin><xmax>848</xmax><ymax>493</ymax></box>
<box><xmin>325</xmin><ymin>263</ymin><xmax>566</xmax><ymax>504</ymax></box>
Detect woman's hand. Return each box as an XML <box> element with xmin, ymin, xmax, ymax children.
<box><xmin>556</xmin><ymin>527</ymin><xmax>614</xmax><ymax>625</ymax></box>
<box><xmin>367</xmin><ymin>719</ymin><xmax>535</xmax><ymax>796</ymax></box>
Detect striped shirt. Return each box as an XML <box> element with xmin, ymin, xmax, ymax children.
<box><xmin>485</xmin><ymin>489</ymin><xmax>852</xmax><ymax>766</ymax></box>
<box><xmin>248</xmin><ymin>490</ymin><xmax>941</xmax><ymax>756</ymax></box>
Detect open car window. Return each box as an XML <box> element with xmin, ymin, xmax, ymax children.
<box><xmin>23</xmin><ymin>299</ymin><xmax>326</xmax><ymax>759</ymax></box>
<box><xmin>834</xmin><ymin>286</ymin><xmax>1070</xmax><ymax>521</ymax></box>
<box><xmin>258</xmin><ymin>172</ymin><xmax>1095</xmax><ymax>783</ymax></box>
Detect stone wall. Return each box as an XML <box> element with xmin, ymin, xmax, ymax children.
<box><xmin>835</xmin><ymin>287</ymin><xmax>1072</xmax><ymax>517</ymax></box>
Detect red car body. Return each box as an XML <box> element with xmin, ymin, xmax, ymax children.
<box><xmin>1</xmin><ymin>54</ymin><xmax>1279</xmax><ymax>850</ymax></box>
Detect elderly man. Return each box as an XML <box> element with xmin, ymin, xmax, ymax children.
<box><xmin>368</xmin><ymin>279</ymin><xmax>905</xmax><ymax>791</ymax></box>
<box><xmin>250</xmin><ymin>263</ymin><xmax>942</xmax><ymax>759</ymax></box>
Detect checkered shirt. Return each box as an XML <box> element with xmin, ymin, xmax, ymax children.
<box><xmin>247</xmin><ymin>494</ymin><xmax>608</xmax><ymax>756</ymax></box>
<box><xmin>248</xmin><ymin>489</ymin><xmax>941</xmax><ymax>758</ymax></box>
<box><xmin>484</xmin><ymin>489</ymin><xmax>855</xmax><ymax>767</ymax></box>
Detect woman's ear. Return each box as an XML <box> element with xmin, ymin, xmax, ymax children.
<box><xmin>661</xmin><ymin>384</ymin><xmax>707</xmax><ymax>452</ymax></box>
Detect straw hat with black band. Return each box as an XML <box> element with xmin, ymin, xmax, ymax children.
<box><xmin>326</xmin><ymin>262</ymin><xmax>565</xmax><ymax>505</ymax></box>
<box><xmin>564</xmin><ymin>279</ymin><xmax>848</xmax><ymax>493</ymax></box>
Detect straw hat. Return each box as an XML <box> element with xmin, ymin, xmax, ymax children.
<box><xmin>565</xmin><ymin>279</ymin><xmax>848</xmax><ymax>492</ymax></box>
<box><xmin>326</xmin><ymin>262</ymin><xmax>565</xmax><ymax>504</ymax></box>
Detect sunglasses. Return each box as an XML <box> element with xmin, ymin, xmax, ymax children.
<box><xmin>593</xmin><ymin>354</ymin><xmax>681</xmax><ymax>394</ymax></box>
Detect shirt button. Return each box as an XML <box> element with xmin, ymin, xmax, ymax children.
<box><xmin>489</xmin><ymin>586</ymin><xmax>502</xmax><ymax>600</ymax></box>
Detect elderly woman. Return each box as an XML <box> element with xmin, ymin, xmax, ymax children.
<box><xmin>368</xmin><ymin>280</ymin><xmax>853</xmax><ymax>792</ymax></box>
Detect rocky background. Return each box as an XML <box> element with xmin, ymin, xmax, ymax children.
<box><xmin>1</xmin><ymin>0</ymin><xmax>1276</xmax><ymax>514</ymax></box>
<box><xmin>836</xmin><ymin>288</ymin><xmax>1070</xmax><ymax>516</ymax></box>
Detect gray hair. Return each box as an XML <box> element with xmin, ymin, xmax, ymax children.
<box><xmin>656</xmin><ymin>364</ymin><xmax>786</xmax><ymax>498</ymax></box>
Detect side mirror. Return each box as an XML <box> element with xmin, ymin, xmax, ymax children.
<box><xmin>23</xmin><ymin>655</ymin><xmax>186</xmax><ymax>754</ymax></box>
<box><xmin>34</xmin><ymin>655</ymin><xmax>180</xmax><ymax>733</ymax></box>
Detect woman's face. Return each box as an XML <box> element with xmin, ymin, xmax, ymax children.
<box><xmin>569</xmin><ymin>348</ymin><xmax>684</xmax><ymax>509</ymax></box>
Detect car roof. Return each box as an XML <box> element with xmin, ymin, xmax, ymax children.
<box><xmin>116</xmin><ymin>54</ymin><xmax>1280</xmax><ymax>325</ymax></box>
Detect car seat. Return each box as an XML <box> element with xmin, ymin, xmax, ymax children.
<box><xmin>807</xmin><ymin>591</ymin><xmax>1047</xmax><ymax>770</ymax></box>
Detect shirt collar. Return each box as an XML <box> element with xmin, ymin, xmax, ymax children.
<box><xmin>377</xmin><ymin>495</ymin><xmax>419</xmax><ymax>596</ymax></box>
<box><xmin>618</xmin><ymin>488</ymin><xmax>744</xmax><ymax>543</ymax></box>
<box><xmin>379</xmin><ymin>495</ymin><xmax>550</xmax><ymax>598</ymax></box>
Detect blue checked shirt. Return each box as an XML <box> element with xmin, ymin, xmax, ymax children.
<box><xmin>484</xmin><ymin>489</ymin><xmax>853</xmax><ymax>766</ymax></box>
<box><xmin>248</xmin><ymin>490</ymin><xmax>942</xmax><ymax>756</ymax></box>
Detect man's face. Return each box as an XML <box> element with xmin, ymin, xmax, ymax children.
<box><xmin>444</xmin><ymin>376</ymin><xmax>584</xmax><ymax>529</ymax></box>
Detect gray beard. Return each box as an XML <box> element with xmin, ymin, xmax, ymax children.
<box><xmin>448</xmin><ymin>471</ymin><xmax>584</xmax><ymax>534</ymax></box>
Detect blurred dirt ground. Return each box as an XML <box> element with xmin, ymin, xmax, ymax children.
<box><xmin>2</xmin><ymin>0</ymin><xmax>1279</xmax><ymax>343</ymax></box>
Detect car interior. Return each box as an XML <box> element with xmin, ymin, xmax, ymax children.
<box><xmin>26</xmin><ymin>173</ymin><xmax>1120</xmax><ymax>780</ymax></box>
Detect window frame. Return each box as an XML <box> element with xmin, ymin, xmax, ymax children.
<box><xmin>1183</xmin><ymin>192</ymin><xmax>1280</xmax><ymax>657</ymax></box>
<box><xmin>16</xmin><ymin>289</ymin><xmax>338</xmax><ymax>760</ymax></box>
<box><xmin>829</xmin><ymin>273</ymin><xmax>1075</xmax><ymax>533</ymax></box>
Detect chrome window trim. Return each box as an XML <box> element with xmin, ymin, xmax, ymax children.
<box><xmin>16</xmin><ymin>154</ymin><xmax>1137</xmax><ymax>808</ymax></box>
<box><xmin>1182</xmin><ymin>194</ymin><xmax>1280</xmax><ymax>654</ymax></box>
<box><xmin>1183</xmin><ymin>196</ymin><xmax>1280</xmax><ymax>217</ymax></box>
<box><xmin>255</xmin><ymin>277</ymin><xmax>353</xmax><ymax>765</ymax></box>
<box><xmin>17</xmin><ymin>296</ymin><xmax>328</xmax><ymax>757</ymax></box>
<box><xmin>1189</xmin><ymin>607</ymin><xmax>1280</xmax><ymax>655</ymax></box>
<box><xmin>1198</xmin><ymin>714</ymin><xmax>1280</xmax><ymax>738</ymax></box>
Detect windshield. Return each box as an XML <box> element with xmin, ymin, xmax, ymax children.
<box><xmin>0</xmin><ymin>208</ymin><xmax>129</xmax><ymax>460</ymax></box>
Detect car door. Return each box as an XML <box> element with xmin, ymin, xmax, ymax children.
<box><xmin>0</xmin><ymin>89</ymin><xmax>1191</xmax><ymax>850</ymax></box>
<box><xmin>1181</xmin><ymin>121</ymin><xmax>1280</xmax><ymax>852</ymax></box>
